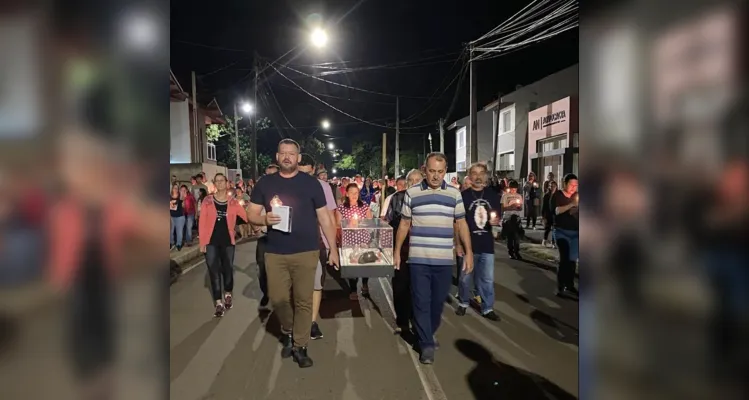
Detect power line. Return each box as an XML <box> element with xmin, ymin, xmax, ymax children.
<box><xmin>265</xmin><ymin>61</ymin><xmax>395</xmax><ymax>129</ymax></box>
<box><xmin>173</xmin><ymin>39</ymin><xmax>249</xmax><ymax>52</ymax></box>
<box><xmin>272</xmin><ymin>60</ymin><xmax>438</xmax><ymax>100</ymax></box>
<box><xmin>402</xmin><ymin>50</ymin><xmax>469</xmax><ymax>124</ymax></box>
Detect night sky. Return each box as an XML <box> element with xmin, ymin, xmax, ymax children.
<box><xmin>171</xmin><ymin>0</ymin><xmax>578</xmax><ymax>165</ymax></box>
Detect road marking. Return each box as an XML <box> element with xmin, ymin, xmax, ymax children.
<box><xmin>378</xmin><ymin>277</ymin><xmax>449</xmax><ymax>400</ymax></box>
<box><xmin>181</xmin><ymin>259</ymin><xmax>206</xmax><ymax>275</ymax></box>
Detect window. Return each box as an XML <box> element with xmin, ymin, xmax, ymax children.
<box><xmin>537</xmin><ymin>134</ymin><xmax>567</xmax><ymax>153</ymax></box>
<box><xmin>207</xmin><ymin>143</ymin><xmax>217</xmax><ymax>161</ymax></box>
<box><xmin>497</xmin><ymin>152</ymin><xmax>514</xmax><ymax>171</ymax></box>
<box><xmin>457</xmin><ymin>127</ymin><xmax>466</xmax><ymax>149</ymax></box>
<box><xmin>502</xmin><ymin>110</ymin><xmax>512</xmax><ymax>133</ymax></box>
<box><xmin>457</xmin><ymin>161</ymin><xmax>466</xmax><ymax>171</ymax></box>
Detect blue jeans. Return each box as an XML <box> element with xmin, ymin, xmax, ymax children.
<box><xmin>458</xmin><ymin>253</ymin><xmax>495</xmax><ymax>314</ymax></box>
<box><xmin>170</xmin><ymin>215</ymin><xmax>185</xmax><ymax>246</ymax></box>
<box><xmin>410</xmin><ymin>264</ymin><xmax>453</xmax><ymax>350</ymax></box>
<box><xmin>185</xmin><ymin>214</ymin><xmax>195</xmax><ymax>243</ymax></box>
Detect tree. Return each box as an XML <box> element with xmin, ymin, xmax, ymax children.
<box><xmin>214</xmin><ymin>117</ymin><xmax>272</xmax><ymax>177</ymax></box>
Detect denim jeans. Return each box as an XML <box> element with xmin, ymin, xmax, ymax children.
<box><xmin>555</xmin><ymin>228</ymin><xmax>579</xmax><ymax>290</ymax></box>
<box><xmin>185</xmin><ymin>214</ymin><xmax>195</xmax><ymax>243</ymax></box>
<box><xmin>205</xmin><ymin>245</ymin><xmax>236</xmax><ymax>301</ymax></box>
<box><xmin>170</xmin><ymin>215</ymin><xmax>186</xmax><ymax>246</ymax></box>
<box><xmin>458</xmin><ymin>253</ymin><xmax>495</xmax><ymax>314</ymax></box>
<box><xmin>410</xmin><ymin>264</ymin><xmax>453</xmax><ymax>350</ymax></box>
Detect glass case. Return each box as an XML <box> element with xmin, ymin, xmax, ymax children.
<box><xmin>339</xmin><ymin>218</ymin><xmax>394</xmax><ymax>278</ymax></box>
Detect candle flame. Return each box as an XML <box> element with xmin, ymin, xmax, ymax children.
<box><xmin>270</xmin><ymin>195</ymin><xmax>283</xmax><ymax>207</ymax></box>
<box><xmin>239</xmin><ymin>200</ymin><xmax>245</xmax><ymax>206</ymax></box>
<box><xmin>353</xmin><ymin>213</ymin><xmax>359</xmax><ymax>220</ymax></box>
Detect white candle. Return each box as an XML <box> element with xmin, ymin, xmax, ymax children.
<box><xmin>270</xmin><ymin>195</ymin><xmax>283</xmax><ymax>207</ymax></box>
<box><xmin>239</xmin><ymin>200</ymin><xmax>245</xmax><ymax>206</ymax></box>
<box><xmin>490</xmin><ymin>211</ymin><xmax>497</xmax><ymax>219</ymax></box>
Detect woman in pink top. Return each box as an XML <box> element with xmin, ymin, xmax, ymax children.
<box><xmin>198</xmin><ymin>173</ymin><xmax>249</xmax><ymax>317</ymax></box>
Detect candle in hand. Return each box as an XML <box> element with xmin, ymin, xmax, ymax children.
<box><xmin>490</xmin><ymin>211</ymin><xmax>497</xmax><ymax>220</ymax></box>
<box><xmin>239</xmin><ymin>200</ymin><xmax>245</xmax><ymax>206</ymax></box>
<box><xmin>270</xmin><ymin>195</ymin><xmax>283</xmax><ymax>207</ymax></box>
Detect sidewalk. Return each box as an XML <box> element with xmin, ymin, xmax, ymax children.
<box><xmin>170</xmin><ymin>235</ymin><xmax>262</xmax><ymax>284</ymax></box>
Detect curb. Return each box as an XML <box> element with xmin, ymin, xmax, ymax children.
<box><xmin>170</xmin><ymin>236</ymin><xmax>260</xmax><ymax>285</ymax></box>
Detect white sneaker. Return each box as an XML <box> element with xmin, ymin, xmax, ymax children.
<box><xmin>541</xmin><ymin>240</ymin><xmax>547</xmax><ymax>247</ymax></box>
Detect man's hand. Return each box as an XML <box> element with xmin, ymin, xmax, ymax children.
<box><xmin>394</xmin><ymin>251</ymin><xmax>401</xmax><ymax>270</ymax></box>
<box><xmin>200</xmin><ymin>245</ymin><xmax>207</xmax><ymax>253</ymax></box>
<box><xmin>328</xmin><ymin>250</ymin><xmax>340</xmax><ymax>270</ymax></box>
<box><xmin>456</xmin><ymin>245</ymin><xmax>465</xmax><ymax>257</ymax></box>
<box><xmin>265</xmin><ymin>212</ymin><xmax>282</xmax><ymax>226</ymax></box>
<box><xmin>462</xmin><ymin>252</ymin><xmax>474</xmax><ymax>273</ymax></box>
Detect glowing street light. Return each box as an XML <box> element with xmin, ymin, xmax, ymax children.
<box><xmin>328</xmin><ymin>143</ymin><xmax>335</xmax><ymax>150</ymax></box>
<box><xmin>310</xmin><ymin>28</ymin><xmax>328</xmax><ymax>48</ymax></box>
<box><xmin>333</xmin><ymin>168</ymin><xmax>337</xmax><ymax>173</ymax></box>
<box><xmin>241</xmin><ymin>102</ymin><xmax>253</xmax><ymax>114</ymax></box>
<box><xmin>321</xmin><ymin>119</ymin><xmax>331</xmax><ymax>130</ymax></box>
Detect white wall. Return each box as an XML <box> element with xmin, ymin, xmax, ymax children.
<box><xmin>170</xmin><ymin>100</ymin><xmax>191</xmax><ymax>164</ymax></box>
<box><xmin>455</xmin><ymin>126</ymin><xmax>466</xmax><ymax>172</ymax></box>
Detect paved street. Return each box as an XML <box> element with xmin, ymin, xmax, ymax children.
<box><xmin>170</xmin><ymin>242</ymin><xmax>579</xmax><ymax>400</ymax></box>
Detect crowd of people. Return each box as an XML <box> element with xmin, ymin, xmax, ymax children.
<box><xmin>177</xmin><ymin>138</ymin><xmax>579</xmax><ymax>367</ymax></box>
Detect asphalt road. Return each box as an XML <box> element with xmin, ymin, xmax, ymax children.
<box><xmin>170</xmin><ymin>241</ymin><xmax>579</xmax><ymax>400</ymax></box>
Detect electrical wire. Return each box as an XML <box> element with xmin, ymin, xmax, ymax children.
<box><xmin>401</xmin><ymin>50</ymin><xmax>469</xmax><ymax>124</ymax></box>
<box><xmin>264</xmin><ymin>61</ymin><xmax>394</xmax><ymax>129</ymax></box>
<box><xmin>470</xmin><ymin>0</ymin><xmax>548</xmax><ymax>44</ymax></box>
<box><xmin>271</xmin><ymin>60</ymin><xmax>438</xmax><ymax>99</ymax></box>
<box><xmin>470</xmin><ymin>18</ymin><xmax>577</xmax><ymax>62</ymax></box>
<box><xmin>274</xmin><ymin>82</ymin><xmax>396</xmax><ymax>105</ymax></box>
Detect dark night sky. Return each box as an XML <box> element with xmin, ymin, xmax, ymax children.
<box><xmin>171</xmin><ymin>0</ymin><xmax>578</xmax><ymax>164</ymax></box>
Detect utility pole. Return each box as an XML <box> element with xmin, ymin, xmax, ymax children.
<box><xmin>381</xmin><ymin>132</ymin><xmax>387</xmax><ymax>178</ymax></box>
<box><xmin>394</xmin><ymin>96</ymin><xmax>400</xmax><ymax>176</ymax></box>
<box><xmin>439</xmin><ymin>118</ymin><xmax>445</xmax><ymax>154</ymax></box>
<box><xmin>468</xmin><ymin>45</ymin><xmax>478</xmax><ymax>164</ymax></box>
<box><xmin>234</xmin><ymin>103</ymin><xmax>241</xmax><ymax>174</ymax></box>
<box><xmin>252</xmin><ymin>53</ymin><xmax>259</xmax><ymax>180</ymax></box>
<box><xmin>491</xmin><ymin>92</ymin><xmax>502</xmax><ymax>174</ymax></box>
<box><xmin>191</xmin><ymin>71</ymin><xmax>199</xmax><ymax>162</ymax></box>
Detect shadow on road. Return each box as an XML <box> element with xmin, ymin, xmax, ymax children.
<box><xmin>455</xmin><ymin>339</ymin><xmax>576</xmax><ymax>400</ymax></box>
<box><xmin>170</xmin><ymin>319</ymin><xmax>221</xmax><ymax>382</ymax></box>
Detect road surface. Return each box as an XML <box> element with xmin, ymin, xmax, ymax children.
<box><xmin>170</xmin><ymin>241</ymin><xmax>579</xmax><ymax>400</ymax></box>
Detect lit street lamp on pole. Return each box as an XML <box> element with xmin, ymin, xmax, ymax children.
<box><xmin>310</xmin><ymin>28</ymin><xmax>328</xmax><ymax>48</ymax></box>
<box><xmin>428</xmin><ymin>133</ymin><xmax>433</xmax><ymax>153</ymax></box>
<box><xmin>328</xmin><ymin>142</ymin><xmax>335</xmax><ymax>150</ymax></box>
<box><xmin>234</xmin><ymin>101</ymin><xmax>253</xmax><ymax>176</ymax></box>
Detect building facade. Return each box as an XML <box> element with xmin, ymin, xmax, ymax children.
<box><xmin>449</xmin><ymin>110</ymin><xmax>494</xmax><ymax>174</ymax></box>
<box><xmin>527</xmin><ymin>96</ymin><xmax>579</xmax><ymax>180</ymax></box>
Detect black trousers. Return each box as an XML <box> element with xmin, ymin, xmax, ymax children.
<box><xmin>205</xmin><ymin>244</ymin><xmax>236</xmax><ymax>301</ymax></box>
<box><xmin>543</xmin><ymin>217</ymin><xmax>555</xmax><ymax>244</ymax></box>
<box><xmin>556</xmin><ymin>239</ymin><xmax>576</xmax><ymax>290</ymax></box>
<box><xmin>255</xmin><ymin>237</ymin><xmax>268</xmax><ymax>298</ymax></box>
<box><xmin>506</xmin><ymin>233</ymin><xmax>520</xmax><ymax>256</ymax></box>
<box><xmin>392</xmin><ymin>246</ymin><xmax>412</xmax><ymax>328</ymax></box>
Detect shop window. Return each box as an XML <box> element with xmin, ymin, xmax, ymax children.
<box><xmin>498</xmin><ymin>152</ymin><xmax>514</xmax><ymax>171</ymax></box>
<box><xmin>537</xmin><ymin>134</ymin><xmax>568</xmax><ymax>153</ymax></box>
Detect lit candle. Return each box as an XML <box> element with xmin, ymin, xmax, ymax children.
<box><xmin>353</xmin><ymin>213</ymin><xmax>359</xmax><ymax>220</ymax></box>
<box><xmin>239</xmin><ymin>200</ymin><xmax>245</xmax><ymax>207</ymax></box>
<box><xmin>490</xmin><ymin>211</ymin><xmax>497</xmax><ymax>220</ymax></box>
<box><xmin>505</xmin><ymin>189</ymin><xmax>510</xmax><ymax>194</ymax></box>
<box><xmin>228</xmin><ymin>191</ymin><xmax>234</xmax><ymax>197</ymax></box>
<box><xmin>270</xmin><ymin>195</ymin><xmax>283</xmax><ymax>207</ymax></box>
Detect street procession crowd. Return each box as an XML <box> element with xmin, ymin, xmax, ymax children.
<box><xmin>169</xmin><ymin>138</ymin><xmax>579</xmax><ymax>367</ymax></box>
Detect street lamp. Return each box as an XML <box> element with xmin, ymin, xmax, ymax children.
<box><xmin>310</xmin><ymin>28</ymin><xmax>328</xmax><ymax>48</ymax></box>
<box><xmin>428</xmin><ymin>133</ymin><xmax>433</xmax><ymax>152</ymax></box>
<box><xmin>328</xmin><ymin>143</ymin><xmax>335</xmax><ymax>150</ymax></box>
<box><xmin>333</xmin><ymin>168</ymin><xmax>337</xmax><ymax>174</ymax></box>
<box><xmin>234</xmin><ymin>101</ymin><xmax>254</xmax><ymax>176</ymax></box>
<box><xmin>321</xmin><ymin>119</ymin><xmax>331</xmax><ymax>130</ymax></box>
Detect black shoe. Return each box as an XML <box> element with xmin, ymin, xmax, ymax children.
<box><xmin>419</xmin><ymin>347</ymin><xmax>435</xmax><ymax>364</ymax></box>
<box><xmin>567</xmin><ymin>287</ymin><xmax>579</xmax><ymax>296</ymax></box>
<box><xmin>258</xmin><ymin>296</ymin><xmax>270</xmax><ymax>310</ymax></box>
<box><xmin>509</xmin><ymin>253</ymin><xmax>517</xmax><ymax>259</ymax></box>
<box><xmin>310</xmin><ymin>322</ymin><xmax>323</xmax><ymax>340</ymax></box>
<box><xmin>176</xmin><ymin>245</ymin><xmax>183</xmax><ymax>251</ymax></box>
<box><xmin>515</xmin><ymin>254</ymin><xmax>523</xmax><ymax>261</ymax></box>
<box><xmin>482</xmin><ymin>311</ymin><xmax>500</xmax><ymax>321</ymax></box>
<box><xmin>280</xmin><ymin>333</ymin><xmax>293</xmax><ymax>358</ymax></box>
<box><xmin>292</xmin><ymin>347</ymin><xmax>314</xmax><ymax>368</ymax></box>
<box><xmin>455</xmin><ymin>306</ymin><xmax>467</xmax><ymax>316</ymax></box>
<box><xmin>214</xmin><ymin>304</ymin><xmax>225</xmax><ymax>318</ymax></box>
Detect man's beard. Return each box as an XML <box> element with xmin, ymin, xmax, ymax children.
<box><xmin>280</xmin><ymin>163</ymin><xmax>297</xmax><ymax>173</ymax></box>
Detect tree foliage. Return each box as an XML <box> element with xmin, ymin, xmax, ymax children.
<box><xmin>334</xmin><ymin>141</ymin><xmax>421</xmax><ymax>178</ymax></box>
<box><xmin>216</xmin><ymin>117</ymin><xmax>272</xmax><ymax>177</ymax></box>
<box><xmin>206</xmin><ymin>117</ymin><xmax>271</xmax><ymax>143</ymax></box>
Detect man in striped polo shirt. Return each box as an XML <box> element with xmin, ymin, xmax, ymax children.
<box><xmin>394</xmin><ymin>152</ymin><xmax>474</xmax><ymax>364</ymax></box>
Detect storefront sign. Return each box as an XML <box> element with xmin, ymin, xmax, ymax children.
<box><xmin>528</xmin><ymin>97</ymin><xmax>575</xmax><ymax>137</ymax></box>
